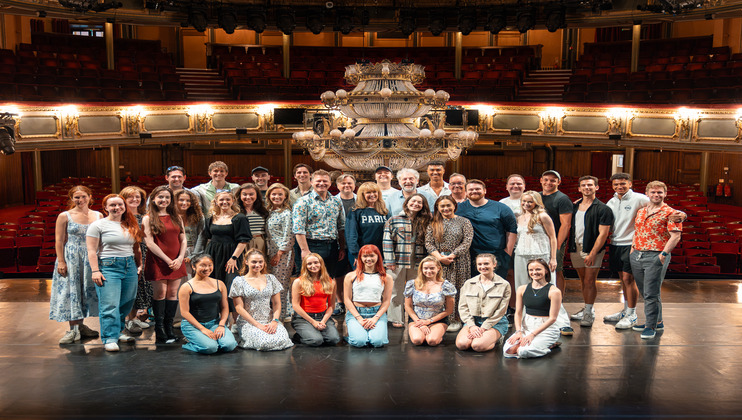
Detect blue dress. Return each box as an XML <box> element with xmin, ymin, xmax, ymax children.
<box><xmin>49</xmin><ymin>211</ymin><xmax>99</xmax><ymax>322</ymax></box>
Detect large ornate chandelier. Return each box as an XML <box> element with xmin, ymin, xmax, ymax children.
<box><xmin>292</xmin><ymin>60</ymin><xmax>478</xmax><ymax>173</ymax></box>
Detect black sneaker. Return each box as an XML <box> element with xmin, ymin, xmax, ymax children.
<box><xmin>632</xmin><ymin>321</ymin><xmax>664</xmax><ymax>332</ymax></box>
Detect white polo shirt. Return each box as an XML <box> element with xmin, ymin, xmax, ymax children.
<box><xmin>606</xmin><ymin>189</ymin><xmax>650</xmax><ymax>246</ymax></box>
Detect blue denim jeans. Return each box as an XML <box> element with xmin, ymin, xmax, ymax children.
<box><xmin>630</xmin><ymin>250</ymin><xmax>670</xmax><ymax>329</ymax></box>
<box><xmin>95</xmin><ymin>256</ymin><xmax>138</xmax><ymax>344</ymax></box>
<box><xmin>181</xmin><ymin>319</ymin><xmax>237</xmax><ymax>354</ymax></box>
<box><xmin>345</xmin><ymin>305</ymin><xmax>388</xmax><ymax>348</ymax></box>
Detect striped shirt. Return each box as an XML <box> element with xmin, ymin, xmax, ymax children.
<box><xmin>383</xmin><ymin>215</ymin><xmax>426</xmax><ymax>269</ymax></box>
<box><xmin>244</xmin><ymin>210</ymin><xmax>266</xmax><ymax>237</ymax></box>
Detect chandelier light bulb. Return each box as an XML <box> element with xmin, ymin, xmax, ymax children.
<box><xmin>380</xmin><ymin>88</ymin><xmax>393</xmax><ymax>98</ymax></box>
<box><xmin>419</xmin><ymin>128</ymin><xmax>432</xmax><ymax>138</ymax></box>
<box><xmin>336</xmin><ymin>89</ymin><xmax>348</xmax><ymax>99</ymax></box>
<box><xmin>433</xmin><ymin>129</ymin><xmax>446</xmax><ymax>138</ymax></box>
<box><xmin>330</xmin><ymin>129</ymin><xmax>342</xmax><ymax>139</ymax></box>
<box><xmin>424</xmin><ymin>89</ymin><xmax>435</xmax><ymax>98</ymax></box>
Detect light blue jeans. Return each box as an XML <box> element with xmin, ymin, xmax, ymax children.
<box><xmin>345</xmin><ymin>305</ymin><xmax>389</xmax><ymax>348</ymax></box>
<box><xmin>181</xmin><ymin>319</ymin><xmax>237</xmax><ymax>354</ymax></box>
<box><xmin>95</xmin><ymin>256</ymin><xmax>138</xmax><ymax>344</ymax></box>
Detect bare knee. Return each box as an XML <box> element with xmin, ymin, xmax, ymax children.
<box><xmin>426</xmin><ymin>335</ymin><xmax>442</xmax><ymax>346</ymax></box>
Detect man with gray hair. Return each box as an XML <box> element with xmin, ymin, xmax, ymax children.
<box><xmin>384</xmin><ymin>168</ymin><xmax>437</xmax><ymax>217</ymax></box>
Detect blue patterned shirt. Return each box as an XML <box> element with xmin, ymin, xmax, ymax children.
<box><xmin>292</xmin><ymin>190</ymin><xmax>345</xmax><ymax>240</ymax></box>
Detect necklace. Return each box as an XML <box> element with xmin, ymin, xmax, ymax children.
<box><xmin>531</xmin><ymin>282</ymin><xmax>548</xmax><ymax>296</ymax></box>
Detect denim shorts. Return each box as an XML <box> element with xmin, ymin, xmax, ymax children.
<box><xmin>474</xmin><ymin>315</ymin><xmax>509</xmax><ymax>337</ymax></box>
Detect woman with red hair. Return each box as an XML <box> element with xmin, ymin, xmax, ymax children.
<box><xmin>86</xmin><ymin>194</ymin><xmax>143</xmax><ymax>352</ymax></box>
<box><xmin>343</xmin><ymin>244</ymin><xmax>393</xmax><ymax>347</ymax></box>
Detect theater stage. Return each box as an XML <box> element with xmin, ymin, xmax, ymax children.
<box><xmin>1</xmin><ymin>278</ymin><xmax>741</xmax><ymax>419</ymax></box>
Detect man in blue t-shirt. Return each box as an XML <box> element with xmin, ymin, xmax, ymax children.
<box><xmin>455</xmin><ymin>179</ymin><xmax>517</xmax><ymax>279</ymax></box>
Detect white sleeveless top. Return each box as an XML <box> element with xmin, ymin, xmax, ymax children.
<box><xmin>352</xmin><ymin>272</ymin><xmax>383</xmax><ymax>303</ymax></box>
<box><xmin>516</xmin><ymin>221</ymin><xmax>551</xmax><ymax>258</ymax></box>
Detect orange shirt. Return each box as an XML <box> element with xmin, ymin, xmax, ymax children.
<box><xmin>300</xmin><ymin>281</ymin><xmax>331</xmax><ymax>313</ymax></box>
<box><xmin>632</xmin><ymin>203</ymin><xmax>682</xmax><ymax>251</ymax></box>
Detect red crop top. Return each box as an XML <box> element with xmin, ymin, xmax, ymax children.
<box><xmin>300</xmin><ymin>281</ymin><xmax>331</xmax><ymax>313</ymax></box>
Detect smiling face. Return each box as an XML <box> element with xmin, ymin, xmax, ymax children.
<box><xmin>177</xmin><ymin>193</ymin><xmax>192</xmax><ymax>212</ymax></box>
<box><xmin>105</xmin><ymin>197</ymin><xmax>126</xmax><ymax>218</ymax></box>
<box><xmin>476</xmin><ymin>256</ymin><xmax>496</xmax><ymax>276</ymax></box>
<box><xmin>209</xmin><ymin>167</ymin><xmax>227</xmax><ymax>183</ymax></box>
<box><xmin>311</xmin><ymin>174</ymin><xmax>331</xmax><ymax>193</ymax></box>
<box><xmin>579</xmin><ymin>179</ymin><xmax>598</xmax><ymax>198</ymax></box>
<box><xmin>647</xmin><ymin>187</ymin><xmax>666</xmax><ymax>205</ymax></box>
<box><xmin>154</xmin><ymin>190</ymin><xmax>171</xmax><ymax>211</ymax></box>
<box><xmin>375</xmin><ymin>169</ymin><xmax>392</xmax><ymax>186</ymax></box>
<box><xmin>360</xmin><ymin>251</ymin><xmax>378</xmax><ymax>269</ymax></box>
<box><xmin>528</xmin><ymin>261</ymin><xmax>547</xmax><ymax>282</ymax></box>
<box><xmin>436</xmin><ymin>198</ymin><xmax>456</xmax><ymax>218</ymax></box>
<box><xmin>251</xmin><ymin>171</ymin><xmax>270</xmax><ymax>189</ymax></box>
<box><xmin>294</xmin><ymin>167</ymin><xmax>311</xmax><ymax>184</ymax></box>
<box><xmin>124</xmin><ymin>192</ymin><xmax>141</xmax><ymax>212</ymax></box>
<box><xmin>399</xmin><ymin>173</ymin><xmax>418</xmax><ymax>193</ymax></box>
<box><xmin>240</xmin><ymin>188</ymin><xmax>257</xmax><ymax>208</ymax></box>
<box><xmin>72</xmin><ymin>191</ymin><xmax>90</xmax><ymax>208</ymax></box>
<box><xmin>216</xmin><ymin>193</ymin><xmax>233</xmax><ymax>212</ymax></box>
<box><xmin>427</xmin><ymin>165</ymin><xmax>444</xmax><ymax>182</ymax></box>
<box><xmin>305</xmin><ymin>256</ymin><xmax>322</xmax><ymax>274</ymax></box>
<box><xmin>247</xmin><ymin>253</ymin><xmax>265</xmax><ymax>273</ymax></box>
<box><xmin>363</xmin><ymin>189</ymin><xmax>378</xmax><ymax>206</ymax></box>
<box><xmin>449</xmin><ymin>175</ymin><xmax>466</xmax><ymax>196</ymax></box>
<box><xmin>338</xmin><ymin>177</ymin><xmax>356</xmax><ymax>194</ymax></box>
<box><xmin>193</xmin><ymin>257</ymin><xmax>214</xmax><ymax>277</ymax></box>
<box><xmin>540</xmin><ymin>174</ymin><xmax>560</xmax><ymax>194</ymax></box>
<box><xmin>612</xmin><ymin>178</ymin><xmax>632</xmax><ymax>196</ymax></box>
<box><xmin>506</xmin><ymin>176</ymin><xmax>525</xmax><ymax>196</ymax></box>
<box><xmin>406</xmin><ymin>196</ymin><xmax>424</xmax><ymax>214</ymax></box>
<box><xmin>520</xmin><ymin>194</ymin><xmax>536</xmax><ymax>213</ymax></box>
<box><xmin>269</xmin><ymin>188</ymin><xmax>286</xmax><ymax>208</ymax></box>
<box><xmin>166</xmin><ymin>170</ymin><xmax>185</xmax><ymax>189</ymax></box>
<box><xmin>466</xmin><ymin>183</ymin><xmax>485</xmax><ymax>201</ymax></box>
<box><xmin>421</xmin><ymin>261</ymin><xmax>440</xmax><ymax>279</ymax></box>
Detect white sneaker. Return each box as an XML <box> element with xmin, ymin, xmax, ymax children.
<box><xmin>615</xmin><ymin>314</ymin><xmax>638</xmax><ymax>330</ymax></box>
<box><xmin>603</xmin><ymin>310</ymin><xmax>626</xmax><ymax>322</ymax></box>
<box><xmin>446</xmin><ymin>322</ymin><xmax>462</xmax><ymax>332</ymax></box>
<box><xmin>118</xmin><ymin>333</ymin><xmax>136</xmax><ymax>343</ymax></box>
<box><xmin>59</xmin><ymin>329</ymin><xmax>81</xmax><ymax>344</ymax></box>
<box><xmin>131</xmin><ymin>319</ymin><xmax>152</xmax><ymax>329</ymax></box>
<box><xmin>570</xmin><ymin>308</ymin><xmax>585</xmax><ymax>320</ymax></box>
<box><xmin>126</xmin><ymin>320</ymin><xmax>142</xmax><ymax>334</ymax></box>
<box><xmin>104</xmin><ymin>342</ymin><xmax>120</xmax><ymax>352</ymax></box>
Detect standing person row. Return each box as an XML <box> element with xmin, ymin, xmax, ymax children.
<box><xmin>383</xmin><ymin>193</ymin><xmax>432</xmax><ymax>327</ymax></box>
<box><xmin>385</xmin><ymin>168</ymin><xmax>437</xmax><ymax>217</ymax></box>
<box><xmin>191</xmin><ymin>161</ymin><xmax>240</xmax><ymax>216</ymax></box>
<box><xmin>86</xmin><ymin>194</ymin><xmax>143</xmax><ymax>352</ymax></box>
<box><xmin>142</xmin><ymin>186</ymin><xmax>188</xmax><ymax>343</ymax></box>
<box><xmin>265</xmin><ymin>183</ymin><xmax>295</xmax><ymax>321</ymax></box>
<box><xmin>50</xmin><ymin>186</ymin><xmax>102</xmax><ymax>344</ymax></box>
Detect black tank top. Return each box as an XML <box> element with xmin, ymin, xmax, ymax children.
<box><xmin>523</xmin><ymin>283</ymin><xmax>552</xmax><ymax>317</ymax></box>
<box><xmin>188</xmin><ymin>283</ymin><xmax>221</xmax><ymax>323</ymax></box>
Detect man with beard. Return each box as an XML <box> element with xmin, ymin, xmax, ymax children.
<box><xmin>455</xmin><ymin>179</ymin><xmax>517</xmax><ymax>280</ymax></box>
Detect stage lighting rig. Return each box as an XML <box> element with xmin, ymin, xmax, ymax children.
<box><xmin>276</xmin><ymin>8</ymin><xmax>296</xmax><ymax>35</ymax></box>
<box><xmin>544</xmin><ymin>3</ymin><xmax>566</xmax><ymax>32</ymax></box>
<box><xmin>516</xmin><ymin>5</ymin><xmax>536</xmax><ymax>33</ymax></box>
<box><xmin>306</xmin><ymin>9</ymin><xmax>325</xmax><ymax>34</ymax></box>
<box><xmin>398</xmin><ymin>9</ymin><xmax>416</xmax><ymax>37</ymax></box>
<box><xmin>428</xmin><ymin>10</ymin><xmax>446</xmax><ymax>36</ymax></box>
<box><xmin>335</xmin><ymin>9</ymin><xmax>354</xmax><ymax>35</ymax></box>
<box><xmin>457</xmin><ymin>8</ymin><xmax>477</xmax><ymax>35</ymax></box>
<box><xmin>188</xmin><ymin>4</ymin><xmax>209</xmax><ymax>32</ymax></box>
<box><xmin>484</xmin><ymin>7</ymin><xmax>507</xmax><ymax>34</ymax></box>
<box><xmin>247</xmin><ymin>8</ymin><xmax>267</xmax><ymax>33</ymax></box>
<box><xmin>218</xmin><ymin>6</ymin><xmax>238</xmax><ymax>34</ymax></box>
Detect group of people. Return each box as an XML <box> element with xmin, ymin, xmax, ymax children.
<box><xmin>49</xmin><ymin>159</ymin><xmax>683</xmax><ymax>357</ymax></box>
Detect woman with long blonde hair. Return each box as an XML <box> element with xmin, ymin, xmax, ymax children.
<box><xmin>193</xmin><ymin>190</ymin><xmax>251</xmax><ymax>321</ymax></box>
<box><xmin>229</xmin><ymin>249</ymin><xmax>293</xmax><ymax>351</ymax></box>
<box><xmin>291</xmin><ymin>253</ymin><xmax>341</xmax><ymax>346</ymax></box>
<box><xmin>514</xmin><ymin>191</ymin><xmax>557</xmax><ymax>289</ymax></box>
<box><xmin>345</xmin><ymin>182</ymin><xmax>389</xmax><ymax>268</ymax></box>
<box><xmin>404</xmin><ymin>256</ymin><xmax>455</xmax><ymax>346</ymax></box>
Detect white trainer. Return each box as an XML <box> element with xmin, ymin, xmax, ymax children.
<box><xmin>118</xmin><ymin>333</ymin><xmax>136</xmax><ymax>343</ymax></box>
<box><xmin>570</xmin><ymin>308</ymin><xmax>585</xmax><ymax>321</ymax></box>
<box><xmin>603</xmin><ymin>310</ymin><xmax>626</xmax><ymax>322</ymax></box>
<box><xmin>59</xmin><ymin>329</ymin><xmax>81</xmax><ymax>344</ymax></box>
<box><xmin>446</xmin><ymin>322</ymin><xmax>462</xmax><ymax>332</ymax></box>
<box><xmin>126</xmin><ymin>320</ymin><xmax>142</xmax><ymax>334</ymax></box>
<box><xmin>104</xmin><ymin>342</ymin><xmax>120</xmax><ymax>352</ymax></box>
<box><xmin>615</xmin><ymin>314</ymin><xmax>638</xmax><ymax>330</ymax></box>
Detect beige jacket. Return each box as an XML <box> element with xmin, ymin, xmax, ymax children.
<box><xmin>458</xmin><ymin>274</ymin><xmax>511</xmax><ymax>330</ymax></box>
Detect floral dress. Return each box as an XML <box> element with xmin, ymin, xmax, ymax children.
<box><xmin>425</xmin><ymin>216</ymin><xmax>473</xmax><ymax>323</ymax></box>
<box><xmin>49</xmin><ymin>211</ymin><xmax>100</xmax><ymax>322</ymax></box>
<box><xmin>134</xmin><ymin>214</ymin><xmax>153</xmax><ymax>310</ymax></box>
<box><xmin>266</xmin><ymin>209</ymin><xmax>294</xmax><ymax>318</ymax></box>
<box><xmin>403</xmin><ymin>279</ymin><xmax>457</xmax><ymax>322</ymax></box>
<box><xmin>229</xmin><ymin>274</ymin><xmax>293</xmax><ymax>351</ymax></box>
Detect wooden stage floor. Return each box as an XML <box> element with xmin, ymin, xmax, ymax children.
<box><xmin>1</xmin><ymin>277</ymin><xmax>742</xmax><ymax>419</ymax></box>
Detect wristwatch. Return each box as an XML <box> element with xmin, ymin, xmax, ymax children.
<box><xmin>660</xmin><ymin>251</ymin><xmax>668</xmax><ymax>257</ymax></box>
<box><xmin>230</xmin><ymin>255</ymin><xmax>238</xmax><ymax>261</ymax></box>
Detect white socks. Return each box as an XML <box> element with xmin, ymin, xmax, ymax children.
<box><xmin>626</xmin><ymin>307</ymin><xmax>636</xmax><ymax>316</ymax></box>
<box><xmin>585</xmin><ymin>304</ymin><xmax>594</xmax><ymax>314</ymax></box>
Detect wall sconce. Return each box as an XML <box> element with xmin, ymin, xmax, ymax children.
<box><xmin>59</xmin><ymin>105</ymin><xmax>80</xmax><ymax>137</ymax></box>
<box><xmin>473</xmin><ymin>105</ymin><xmax>497</xmax><ymax>131</ymax></box>
<box><xmin>539</xmin><ymin>107</ymin><xmax>564</xmax><ymax>135</ymax></box>
<box><xmin>734</xmin><ymin>108</ymin><xmax>742</xmax><ymax>143</ymax></box>
<box><xmin>673</xmin><ymin>107</ymin><xmax>700</xmax><ymax>140</ymax></box>
<box><xmin>605</xmin><ymin>108</ymin><xmax>632</xmax><ymax>135</ymax></box>
<box><xmin>257</xmin><ymin>104</ymin><xmax>275</xmax><ymax>131</ymax></box>
<box><xmin>188</xmin><ymin>104</ymin><xmax>215</xmax><ymax>133</ymax></box>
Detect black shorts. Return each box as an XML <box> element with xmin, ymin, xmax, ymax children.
<box><xmin>609</xmin><ymin>245</ymin><xmax>632</xmax><ymax>275</ymax></box>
